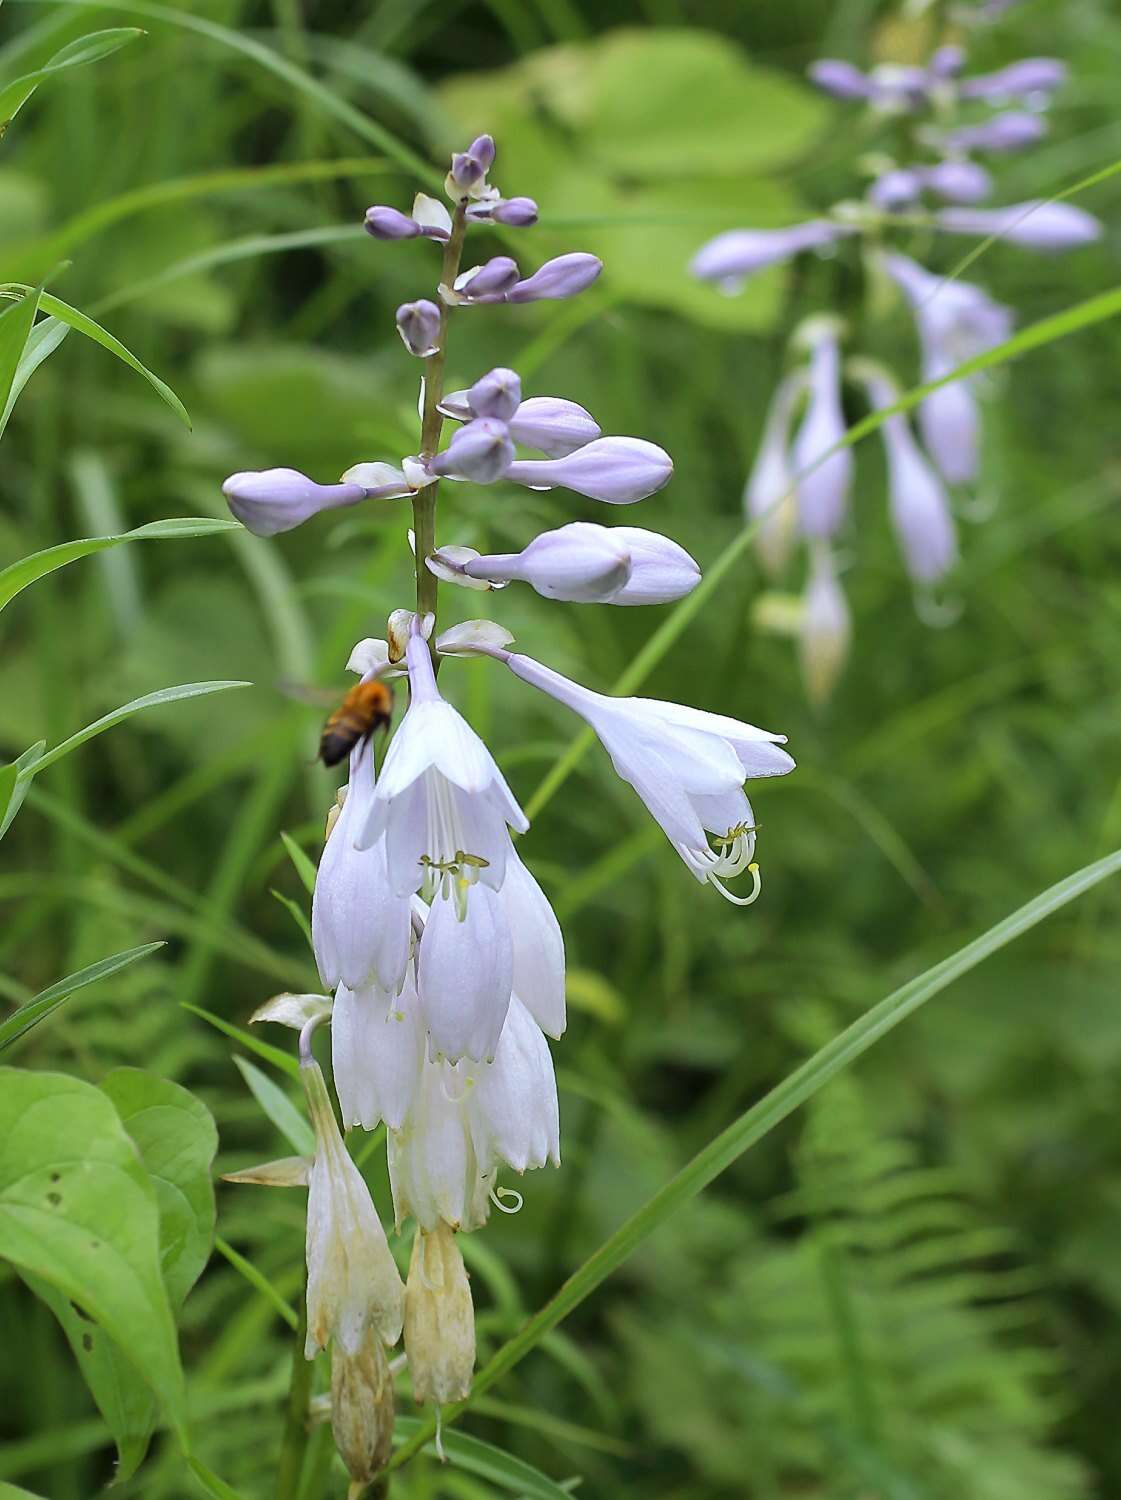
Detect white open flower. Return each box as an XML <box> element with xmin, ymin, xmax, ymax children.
<box><xmin>498</xmin><ymin>652</ymin><xmax>795</xmax><ymax>904</ymax></box>
<box><xmin>332</xmin><ymin>975</ymin><xmax>423</xmax><ymax>1133</ymax></box>
<box><xmin>302</xmin><ymin>1055</ymin><xmax>404</xmax><ymax>1359</ymax></box>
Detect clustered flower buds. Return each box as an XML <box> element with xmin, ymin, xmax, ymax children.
<box><xmin>223</xmin><ymin>130</ymin><xmax>795</xmax><ymax>1479</ymax></box>
<box><xmin>691</xmin><ymin>16</ymin><xmax>1101</xmax><ymax>703</ymax></box>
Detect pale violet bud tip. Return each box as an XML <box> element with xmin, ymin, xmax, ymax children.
<box><xmin>940</xmin><ymin>111</ymin><xmax>1046</xmax><ymax>154</ymax></box>
<box><xmin>808</xmin><ymin>59</ymin><xmax>873</xmax><ymax>99</ymax></box>
<box><xmin>468</xmin><ymin>134</ymin><xmax>495</xmax><ymax>170</ymax></box>
<box><xmin>920</xmin><ymin>375</ymin><xmax>979</xmax><ymax>485</ymax></box>
<box><xmin>792</xmin><ymin>337</ymin><xmax>852</xmax><ymax>539</ymax></box>
<box><xmin>691</xmin><ymin>221</ymin><xmax>849</xmax><ymax>287</ymax></box>
<box><xmin>960</xmin><ymin>58</ymin><xmax>1067</xmax><ymax>100</ymax></box>
<box><xmin>508</xmin><ymin>396</ymin><xmax>601</xmax><ymax>457</ymax></box>
<box><xmin>450</xmin><ymin>151</ymin><xmax>486</xmax><ymax>190</ymax></box>
<box><xmin>935</xmin><ymin>201</ymin><xmax>1103</xmax><ymax>251</ymax></box>
<box><xmin>461</xmin><ymin>256</ymin><xmax>519</xmax><ymax>299</ymax></box>
<box><xmin>396</xmin><ymin>300</ymin><xmax>441</xmax><ymax>358</ymax></box>
<box><xmin>923</xmin><ymin>159</ymin><xmax>992</xmax><ymax>204</ymax></box>
<box><xmin>865</xmin><ymin>375</ymin><xmax>957</xmax><ymax>584</ymax></box>
<box><xmin>870</xmin><ymin>169</ymin><xmax>921</xmax><ymax>209</ymax></box>
<box><xmin>405</xmin><ymin>1224</ymin><xmax>475</xmax><ymax>1406</ymax></box>
<box><xmin>609</xmin><ymin>526</ymin><xmax>701</xmax><ymax>605</ymax></box>
<box><xmin>223</xmin><ymin>468</ymin><xmax>365</xmax><ymax>537</ymax></box>
<box><xmin>468</xmin><ymin>366</ymin><xmax>522</xmax><ymax>422</ymax></box>
<box><xmin>365</xmin><ymin>205</ymin><xmax>420</xmax><ymax>240</ymax></box>
<box><xmin>507</xmin><ymin>253</ymin><xmax>603</xmax><ymax>303</ymax></box>
<box><xmin>505</xmin><ymin>436</ymin><xmax>673</xmax><ymax>505</ymax></box>
<box><xmin>430</xmin><ymin>418</ymin><xmax>515</xmax><ymax>483</ymax></box>
<box><xmin>929</xmin><ymin>45</ymin><xmax>966</xmax><ymax>79</ymax></box>
<box><xmin>492</xmin><ymin>196</ymin><xmax>538</xmax><ymax>226</ymax></box>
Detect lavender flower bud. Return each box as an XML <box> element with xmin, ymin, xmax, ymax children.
<box><xmin>222</xmin><ymin>468</ymin><xmax>365</xmax><ymax>536</ymax></box>
<box><xmin>504</xmin><ymin>436</ymin><xmax>672</xmax><ymax>505</ymax></box>
<box><xmin>492</xmin><ymin>196</ymin><xmax>539</xmax><ymax>226</ymax></box>
<box><xmin>468</xmin><ymin>367</ymin><xmax>522</xmax><ymax>422</ymax></box>
<box><xmin>608</xmin><ymin>526</ymin><xmax>701</xmax><ymax>605</ymax></box>
<box><xmin>801</xmin><ymin>544</ymin><xmax>850</xmax><ymax>706</ymax></box>
<box><xmin>923</xmin><ymin>159</ymin><xmax>992</xmax><ymax>204</ymax></box>
<box><xmin>929</xmin><ymin>45</ymin><xmax>966</xmax><ymax>79</ymax></box>
<box><xmin>919</xmin><ymin>368</ymin><xmax>980</xmax><ymax>485</ymax></box>
<box><xmin>507</xmin><ymin>253</ymin><xmax>603</xmax><ymax>303</ymax></box>
<box><xmin>396</xmin><ymin>300</ymin><xmax>441</xmax><ymax>358</ymax></box>
<box><xmin>691</xmin><ymin>221</ymin><xmax>850</xmax><ymax>289</ymax></box>
<box><xmin>508</xmin><ymin>396</ymin><xmax>600</xmax><ymax>457</ymax></box>
<box><xmin>870</xmin><ymin>169</ymin><xmax>922</xmax><ymax>209</ymax></box>
<box><xmin>449</xmin><ymin>151</ymin><xmax>486</xmax><ymax>191</ymax></box>
<box><xmin>464</xmin><ymin>523</ymin><xmax>631</xmax><ymax>601</ymax></box>
<box><xmin>745</xmin><ymin>372</ymin><xmax>804</xmax><ymax>576</ymax></box>
<box><xmin>364</xmin><ymin>205</ymin><xmax>420</xmax><ymax>240</ymax></box>
<box><xmin>865</xmin><ymin>373</ymin><xmax>957</xmax><ymax>583</ymax></box>
<box><xmin>468</xmin><ymin>134</ymin><xmax>496</xmax><ymax>171</ymax></box>
<box><xmin>791</xmin><ymin>331</ymin><xmax>852</xmax><ymax>539</ymax></box>
<box><xmin>935</xmin><ymin>200</ymin><xmax>1103</xmax><ymax>250</ymax></box>
<box><xmin>461</xmin><ymin>256</ymin><xmax>520</xmax><ymax>299</ymax></box>
<box><xmin>940</xmin><ymin>110</ymin><xmax>1047</xmax><ymax>154</ymax></box>
<box><xmin>960</xmin><ymin>57</ymin><xmax>1067</xmax><ymax>101</ymax></box>
<box><xmin>430</xmin><ymin>418</ymin><xmax>515</xmax><ymax>483</ymax></box>
<box><xmin>808</xmin><ymin>59</ymin><xmax>873</xmax><ymax>100</ymax></box>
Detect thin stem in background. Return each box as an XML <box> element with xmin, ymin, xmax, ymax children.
<box><xmin>276</xmin><ymin>1292</ymin><xmax>312</xmax><ymax>1500</ymax></box>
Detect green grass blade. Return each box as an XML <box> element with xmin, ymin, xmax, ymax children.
<box><xmin>3</xmin><ymin>314</ymin><xmax>68</xmax><ymax>428</ymax></box>
<box><xmin>392</xmin><ymin>1420</ymin><xmax>575</xmax><ymax>1500</ymax></box>
<box><xmin>212</xmin><ymin>1236</ymin><xmax>298</xmax><ymax>1332</ymax></box>
<box><xmin>232</xmin><ymin>1056</ymin><xmax>314</xmax><ymax>1155</ymax></box>
<box><xmin>385</xmin><ymin>846</ymin><xmax>1121</xmax><ymax>1472</ymax></box>
<box><xmin>0</xmin><ymin>942</ymin><xmax>165</xmax><ymax>1051</ymax></box>
<box><xmin>279</xmin><ymin>832</ymin><xmax>317</xmax><ymax>897</ymax></box>
<box><xmin>0</xmin><ymin>27</ymin><xmax>142</xmax><ymax>130</ymax></box>
<box><xmin>0</xmin><ymin>284</ymin><xmax>41</xmax><ymax>435</ymax></box>
<box><xmin>0</xmin><ymin>517</ymin><xmax>241</xmax><ymax>616</ymax></box>
<box><xmin>0</xmin><ymin>742</ymin><xmax>45</xmax><ymax>840</ymax></box>
<box><xmin>181</xmin><ymin>1004</ymin><xmax>301</xmax><ymax>1080</ymax></box>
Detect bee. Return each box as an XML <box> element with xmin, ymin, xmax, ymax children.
<box><xmin>318</xmin><ymin>678</ymin><xmax>394</xmax><ymax>767</ymax></box>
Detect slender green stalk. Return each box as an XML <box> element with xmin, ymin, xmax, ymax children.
<box><xmin>381</xmin><ymin>845</ymin><xmax>1121</xmax><ymax>1474</ymax></box>
<box><xmin>276</xmin><ymin>1294</ymin><xmax>313</xmax><ymax>1500</ymax></box>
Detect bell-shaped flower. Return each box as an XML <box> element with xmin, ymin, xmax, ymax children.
<box><xmin>491</xmin><ymin>650</ymin><xmax>794</xmax><ymax>903</ymax></box>
<box><xmin>302</xmin><ymin>1053</ymin><xmax>404</xmax><ymax>1358</ymax></box>
<box><xmin>312</xmin><ymin>734</ymin><xmax>412</xmax><ymax>995</ymax></box>
<box><xmin>404</xmin><ymin>1222</ymin><xmax>475</xmax><ymax>1405</ymax></box>
<box><xmin>934</xmin><ymin>200</ymin><xmax>1102</xmax><ymax>251</ymax></box>
<box><xmin>504</xmin><ymin>436</ymin><xmax>673</xmax><ymax>505</ymax></box>
<box><xmin>745</xmin><ymin>371</ymin><xmax>805</xmax><ymax>574</ymax></box>
<box><xmin>800</xmin><ymin>543</ymin><xmax>850</xmax><ymax>706</ymax></box>
<box><xmin>501</xmin><ymin>843</ymin><xmax>566</xmax><ymax>1039</ymax></box>
<box><xmin>332</xmin><ymin>975</ymin><xmax>423</xmax><ymax>1133</ymax></box>
<box><xmin>864</xmin><ymin>372</ymin><xmax>957</xmax><ymax>583</ymax></box>
<box><xmin>507</xmin><ymin>253</ymin><xmax>603</xmax><ymax>303</ymax></box>
<box><xmin>396</xmin><ymin>300</ymin><xmax>441</xmax><ymax>357</ymax></box>
<box><xmin>691</xmin><ymin>220</ymin><xmax>852</xmax><ymax>292</ymax></box>
<box><xmin>430</xmin><ymin>418</ymin><xmax>515</xmax><ymax>483</ymax></box>
<box><xmin>417</xmin><ymin>879</ymin><xmax>513</xmax><ymax>1063</ymax></box>
<box><xmin>222</xmin><ymin>468</ymin><xmax>366</xmax><ymax>537</ymax></box>
<box><xmin>791</xmin><ymin>326</ymin><xmax>852</xmax><ymax>538</ymax></box>
<box><xmin>959</xmin><ymin>57</ymin><xmax>1067</xmax><ymax>101</ymax></box>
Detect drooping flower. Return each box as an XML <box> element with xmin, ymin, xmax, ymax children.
<box><xmin>744</xmin><ymin>371</ymin><xmax>806</xmax><ymax>575</ymax></box>
<box><xmin>691</xmin><ymin>220</ymin><xmax>852</xmax><ymax>292</ymax></box>
<box><xmin>791</xmin><ymin>324</ymin><xmax>852</xmax><ymax>539</ymax></box>
<box><xmin>863</xmin><ymin>371</ymin><xmax>957</xmax><ymax>583</ymax></box>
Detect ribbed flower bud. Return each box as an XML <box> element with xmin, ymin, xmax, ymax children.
<box><xmin>404</xmin><ymin>1223</ymin><xmax>475</xmax><ymax>1406</ymax></box>
<box><xmin>330</xmin><ymin>1330</ymin><xmax>395</xmax><ymax>1493</ymax></box>
<box><xmin>504</xmin><ymin>436</ymin><xmax>673</xmax><ymax>505</ymax></box>
<box><xmin>430</xmin><ymin>418</ymin><xmax>515</xmax><ymax>483</ymax></box>
<box><xmin>222</xmin><ymin>468</ymin><xmax>365</xmax><ymax>537</ymax></box>
<box><xmin>396</xmin><ymin>300</ymin><xmax>441</xmax><ymax>358</ymax></box>
<box><xmin>507</xmin><ymin>253</ymin><xmax>603</xmax><ymax>303</ymax></box>
<box><xmin>468</xmin><ymin>367</ymin><xmax>522</xmax><ymax>422</ymax></box>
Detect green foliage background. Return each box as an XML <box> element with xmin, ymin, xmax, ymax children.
<box><xmin>2</xmin><ymin>0</ymin><xmax>1121</xmax><ymax>1495</ymax></box>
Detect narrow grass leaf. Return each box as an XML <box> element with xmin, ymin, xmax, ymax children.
<box><xmin>2</xmin><ymin>315</ymin><xmax>68</xmax><ymax>429</ymax></box>
<box><xmin>0</xmin><ymin>742</ymin><xmax>45</xmax><ymax>841</ymax></box>
<box><xmin>232</xmin><ymin>1055</ymin><xmax>314</xmax><ymax>1155</ymax></box>
<box><xmin>280</xmin><ymin>831</ymin><xmax>317</xmax><ymax>897</ymax></box>
<box><xmin>0</xmin><ymin>942</ymin><xmax>164</xmax><ymax>1052</ymax></box>
<box><xmin>0</xmin><ymin>28</ymin><xmax>141</xmax><ymax>131</ymax></box>
<box><xmin>393</xmin><ymin>1420</ymin><xmax>574</xmax><ymax>1500</ymax></box>
<box><xmin>186</xmin><ymin>1456</ymin><xmax>247</xmax><ymax>1500</ymax></box>
<box><xmin>213</xmin><ymin>1235</ymin><xmax>299</xmax><ymax>1331</ymax></box>
<box><xmin>182</xmin><ymin>1004</ymin><xmax>301</xmax><ymax>1080</ymax></box>
<box><xmin>0</xmin><ymin>285</ymin><xmax>41</xmax><ymax>433</ymax></box>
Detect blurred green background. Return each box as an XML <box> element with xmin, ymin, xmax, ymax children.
<box><xmin>2</xmin><ymin>0</ymin><xmax>1121</xmax><ymax>1495</ymax></box>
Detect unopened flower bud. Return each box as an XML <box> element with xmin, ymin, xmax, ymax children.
<box><xmin>330</xmin><ymin>1330</ymin><xmax>395</xmax><ymax>1490</ymax></box>
<box><xmin>509</xmin><ymin>396</ymin><xmax>600</xmax><ymax>457</ymax></box>
<box><xmin>223</xmin><ymin>468</ymin><xmax>365</xmax><ymax>537</ymax></box>
<box><xmin>960</xmin><ymin>57</ymin><xmax>1067</xmax><ymax>101</ymax></box>
<box><xmin>507</xmin><ymin>253</ymin><xmax>603</xmax><ymax>303</ymax></box>
<box><xmin>745</xmin><ymin>372</ymin><xmax>805</xmax><ymax>576</ymax></box>
<box><xmin>865</xmin><ymin>373</ymin><xmax>956</xmax><ymax>583</ymax></box>
<box><xmin>467</xmin><ymin>256</ymin><xmax>520</xmax><ymax>298</ymax></box>
<box><xmin>808</xmin><ymin>59</ymin><xmax>873</xmax><ymax>100</ymax></box>
<box><xmin>920</xmin><ymin>370</ymin><xmax>979</xmax><ymax>485</ymax></box>
<box><xmin>791</xmin><ymin>330</ymin><xmax>852</xmax><ymax>539</ymax></box>
<box><xmin>468</xmin><ymin>366</ymin><xmax>522</xmax><ymax>422</ymax></box>
<box><xmin>505</xmin><ymin>435</ymin><xmax>673</xmax><ymax>505</ymax></box>
<box><xmin>869</xmin><ymin>169</ymin><xmax>921</xmax><ymax>209</ymax></box>
<box><xmin>940</xmin><ymin>110</ymin><xmax>1046</xmax><ymax>154</ymax></box>
<box><xmin>396</xmin><ymin>300</ymin><xmax>441</xmax><ymax>358</ymax></box>
<box><xmin>935</xmin><ymin>200</ymin><xmax>1102</xmax><ymax>250</ymax></box>
<box><xmin>923</xmin><ymin>159</ymin><xmax>992</xmax><ymax>204</ymax></box>
<box><xmin>430</xmin><ymin>418</ymin><xmax>515</xmax><ymax>482</ymax></box>
<box><xmin>468</xmin><ymin>133</ymin><xmax>495</xmax><ymax>170</ymax></box>
<box><xmin>691</xmin><ymin>221</ymin><xmax>851</xmax><ymax>290</ymax></box>
<box><xmin>801</xmin><ymin>544</ymin><xmax>850</xmax><ymax>706</ymax></box>
<box><xmin>449</xmin><ymin>150</ymin><xmax>485</xmax><ymax>191</ymax></box>
<box><xmin>492</xmin><ymin>196</ymin><xmax>538</xmax><ymax>226</ymax></box>
<box><xmin>929</xmin><ymin>45</ymin><xmax>966</xmax><ymax>79</ymax></box>
<box><xmin>405</xmin><ymin>1223</ymin><xmax>475</xmax><ymax>1406</ymax></box>
<box><xmin>464</xmin><ymin>522</ymin><xmax>630</xmax><ymax>601</ymax></box>
<box><xmin>365</xmin><ymin>205</ymin><xmax>420</xmax><ymax>240</ymax></box>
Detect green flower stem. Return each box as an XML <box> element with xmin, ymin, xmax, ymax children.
<box><xmin>276</xmin><ymin>1293</ymin><xmax>313</xmax><ymax>1500</ymax></box>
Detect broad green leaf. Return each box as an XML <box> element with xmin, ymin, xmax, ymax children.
<box><xmin>0</xmin><ymin>942</ymin><xmax>164</xmax><ymax>1051</ymax></box>
<box><xmin>0</xmin><ymin>29</ymin><xmax>142</xmax><ymax>133</ymax></box>
<box><xmin>233</xmin><ymin>1055</ymin><xmax>314</xmax><ymax>1155</ymax></box>
<box><xmin>0</xmin><ymin>740</ymin><xmax>44</xmax><ymax>840</ymax></box>
<box><xmin>0</xmin><ymin>284</ymin><xmax>40</xmax><ymax>431</ymax></box>
<box><xmin>387</xmin><ymin>846</ymin><xmax>1121</xmax><ymax>1471</ymax></box>
<box><xmin>0</xmin><ymin>517</ymin><xmax>241</xmax><ymax>617</ymax></box>
<box><xmin>280</xmin><ymin>830</ymin><xmax>317</xmax><ymax>897</ymax></box>
<box><xmin>0</xmin><ymin>285</ymin><xmax>190</xmax><ymax>426</ymax></box>
<box><xmin>393</xmin><ymin>1420</ymin><xmax>574</xmax><ymax>1499</ymax></box>
<box><xmin>0</xmin><ymin>1069</ymin><xmax>186</xmax><ymax>1440</ymax></box>
<box><xmin>182</xmin><ymin>1003</ymin><xmax>301</xmax><ymax>1079</ymax></box>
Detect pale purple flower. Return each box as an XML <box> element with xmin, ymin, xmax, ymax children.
<box><xmin>870</xmin><ymin>169</ymin><xmax>922</xmax><ymax>209</ymax></box>
<box><xmin>938</xmin><ymin>110</ymin><xmax>1047</xmax><ymax>154</ymax></box>
<box><xmin>504</xmin><ymin>436</ymin><xmax>673</xmax><ymax>505</ymax></box>
<box><xmin>223</xmin><ymin>468</ymin><xmax>366</xmax><ymax>537</ymax></box>
<box><xmin>918</xmin><ymin>377</ymin><xmax>980</xmax><ymax>487</ymax></box>
<box><xmin>467</xmin><ymin>367</ymin><xmax>521</xmax><ymax>422</ymax></box>
<box><xmin>396</xmin><ymin>300</ymin><xmax>441</xmax><ymax>358</ymax></box>
<box><xmin>808</xmin><ymin>59</ymin><xmax>875</xmax><ymax>100</ymax></box>
<box><xmin>791</xmin><ymin>330</ymin><xmax>852</xmax><ymax>539</ymax></box>
<box><xmin>744</xmin><ymin>372</ymin><xmax>804</xmax><ymax>575</ymax></box>
<box><xmin>430</xmin><ymin>418</ymin><xmax>515</xmax><ymax>483</ymax></box>
<box><xmin>959</xmin><ymin>57</ymin><xmax>1067</xmax><ymax>101</ymax></box>
<box><xmin>865</xmin><ymin>372</ymin><xmax>957</xmax><ymax>583</ymax></box>
<box><xmin>935</xmin><ymin>200</ymin><xmax>1103</xmax><ymax>250</ymax></box>
<box><xmin>691</xmin><ymin>220</ymin><xmax>852</xmax><ymax>290</ymax></box>
<box><xmin>506</xmin><ymin>253</ymin><xmax>603</xmax><ymax>303</ymax></box>
<box><xmin>923</xmin><ymin>159</ymin><xmax>992</xmax><ymax>204</ymax></box>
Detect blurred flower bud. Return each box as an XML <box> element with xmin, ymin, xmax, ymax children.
<box><xmin>507</xmin><ymin>253</ymin><xmax>603</xmax><ymax>303</ymax></box>
<box><xmin>365</xmin><ymin>205</ymin><xmax>421</xmax><ymax>240</ymax></box>
<box><xmin>505</xmin><ymin>436</ymin><xmax>673</xmax><ymax>505</ymax></box>
<box><xmin>808</xmin><ymin>59</ymin><xmax>873</xmax><ymax>99</ymax></box>
<box><xmin>800</xmin><ymin>544</ymin><xmax>850</xmax><ymax>706</ymax></box>
<box><xmin>492</xmin><ymin>196</ymin><xmax>539</xmax><ymax>226</ymax></box>
<box><xmin>791</xmin><ymin>329</ymin><xmax>852</xmax><ymax>539</ymax></box>
<box><xmin>935</xmin><ymin>200</ymin><xmax>1102</xmax><ymax>250</ymax></box>
<box><xmin>870</xmin><ymin>168</ymin><xmax>922</xmax><ymax>209</ymax></box>
<box><xmin>396</xmin><ymin>300</ymin><xmax>441</xmax><ymax>358</ymax></box>
<box><xmin>929</xmin><ymin>45</ymin><xmax>966</xmax><ymax>79</ymax></box>
<box><xmin>919</xmin><ymin>368</ymin><xmax>979</xmax><ymax>485</ymax></box>
<box><xmin>691</xmin><ymin>221</ymin><xmax>851</xmax><ymax>291</ymax></box>
<box><xmin>939</xmin><ymin>110</ymin><xmax>1046</xmax><ymax>154</ymax></box>
<box><xmin>865</xmin><ymin>372</ymin><xmax>957</xmax><ymax>583</ymax></box>
<box><xmin>405</xmin><ymin>1223</ymin><xmax>475</xmax><ymax>1406</ymax></box>
<box><xmin>430</xmin><ymin>418</ymin><xmax>515</xmax><ymax>482</ymax></box>
<box><xmin>223</xmin><ymin>468</ymin><xmax>365</xmax><ymax>536</ymax></box>
<box><xmin>330</xmin><ymin>1330</ymin><xmax>395</xmax><ymax>1490</ymax></box>
<box><xmin>923</xmin><ymin>159</ymin><xmax>992</xmax><ymax>203</ymax></box>
<box><xmin>867</xmin><ymin>63</ymin><xmax>929</xmax><ymax>110</ymax></box>
<box><xmin>468</xmin><ymin>367</ymin><xmax>522</xmax><ymax>422</ymax></box>
<box><xmin>745</xmin><ymin>372</ymin><xmax>805</xmax><ymax>575</ymax></box>
<box><xmin>960</xmin><ymin>57</ymin><xmax>1067</xmax><ymax>101</ymax></box>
